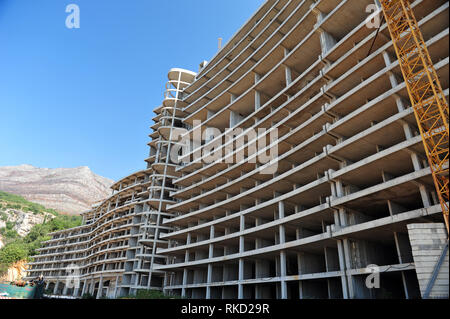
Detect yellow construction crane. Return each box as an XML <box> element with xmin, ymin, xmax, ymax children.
<box><xmin>379</xmin><ymin>0</ymin><xmax>449</xmax><ymax>234</ymax></box>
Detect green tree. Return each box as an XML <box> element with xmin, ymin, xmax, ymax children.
<box><xmin>0</xmin><ymin>242</ymin><xmax>28</xmax><ymax>264</ymax></box>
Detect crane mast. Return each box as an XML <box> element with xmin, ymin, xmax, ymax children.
<box><xmin>379</xmin><ymin>0</ymin><xmax>449</xmax><ymax>234</ymax></box>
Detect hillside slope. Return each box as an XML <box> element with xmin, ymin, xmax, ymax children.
<box><xmin>0</xmin><ymin>165</ymin><xmax>113</xmax><ymax>215</ymax></box>
<box><xmin>0</xmin><ymin>191</ymin><xmax>82</xmax><ymax>280</ymax></box>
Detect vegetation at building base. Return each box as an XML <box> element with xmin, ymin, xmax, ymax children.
<box><xmin>0</xmin><ymin>191</ymin><xmax>82</xmax><ymax>276</ymax></box>
<box><xmin>0</xmin><ymin>191</ymin><xmax>60</xmax><ymax>216</ymax></box>
<box><xmin>120</xmin><ymin>289</ymin><xmax>183</xmax><ymax>299</ymax></box>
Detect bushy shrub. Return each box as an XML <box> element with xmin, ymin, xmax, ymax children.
<box><xmin>0</xmin><ymin>242</ymin><xmax>28</xmax><ymax>264</ymax></box>
<box><xmin>0</xmin><ymin>193</ymin><xmax>82</xmax><ymax>273</ymax></box>
<box><xmin>121</xmin><ymin>289</ymin><xmax>182</xmax><ymax>299</ymax></box>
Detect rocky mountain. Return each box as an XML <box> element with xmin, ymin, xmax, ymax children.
<box><xmin>0</xmin><ymin>209</ymin><xmax>53</xmax><ymax>238</ymax></box>
<box><xmin>0</xmin><ymin>165</ymin><xmax>114</xmax><ymax>215</ymax></box>
<box><xmin>0</xmin><ymin>260</ymin><xmax>28</xmax><ymax>283</ymax></box>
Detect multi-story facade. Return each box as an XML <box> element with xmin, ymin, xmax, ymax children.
<box><xmin>27</xmin><ymin>0</ymin><xmax>449</xmax><ymax>299</ymax></box>
<box><xmin>25</xmin><ymin>68</ymin><xmax>197</xmax><ymax>298</ymax></box>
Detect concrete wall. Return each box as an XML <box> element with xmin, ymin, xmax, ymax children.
<box><xmin>407</xmin><ymin>223</ymin><xmax>449</xmax><ymax>299</ymax></box>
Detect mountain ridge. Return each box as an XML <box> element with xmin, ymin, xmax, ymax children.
<box><xmin>0</xmin><ymin>165</ymin><xmax>114</xmax><ymax>215</ymax></box>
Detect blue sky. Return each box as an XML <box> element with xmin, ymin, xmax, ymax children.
<box><xmin>0</xmin><ymin>0</ymin><xmax>263</xmax><ymax>181</ymax></box>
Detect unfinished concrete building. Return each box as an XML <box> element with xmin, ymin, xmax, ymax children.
<box><xmin>27</xmin><ymin>0</ymin><xmax>449</xmax><ymax>299</ymax></box>
<box><xmin>155</xmin><ymin>0</ymin><xmax>449</xmax><ymax>299</ymax></box>
<box><xmin>25</xmin><ymin>69</ymin><xmax>197</xmax><ymax>298</ymax></box>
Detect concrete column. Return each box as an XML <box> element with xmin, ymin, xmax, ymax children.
<box><xmin>81</xmin><ymin>279</ymin><xmax>87</xmax><ymax>296</ymax></box>
<box><xmin>181</xmin><ymin>230</ymin><xmax>192</xmax><ymax>298</ymax></box>
<box><xmin>238</xmin><ymin>214</ymin><xmax>245</xmax><ymax>299</ymax></box>
<box><xmin>53</xmin><ymin>280</ymin><xmax>59</xmax><ymax>295</ymax></box>
<box><xmin>297</xmin><ymin>253</ymin><xmax>303</xmax><ymax>298</ymax></box>
<box><xmin>254</xmin><ymin>72</ymin><xmax>261</xmax><ymax>83</ymax></box>
<box><xmin>284</xmin><ymin>48</ymin><xmax>292</xmax><ymax>86</ymax></box>
<box><xmin>206</xmin><ymin>264</ymin><xmax>213</xmax><ymax>299</ymax></box>
<box><xmin>238</xmin><ymin>258</ymin><xmax>244</xmax><ymax>299</ymax></box>
<box><xmin>90</xmin><ymin>278</ymin><xmax>95</xmax><ymax>295</ymax></box>
<box><xmin>255</xmin><ymin>90</ymin><xmax>261</xmax><ymax>111</ymax></box>
<box><xmin>335</xmin><ymin>180</ymin><xmax>345</xmax><ymax>198</ymax></box>
<box><xmin>182</xmin><ymin>269</ymin><xmax>188</xmax><ymax>298</ymax></box>
<box><xmin>394</xmin><ymin>232</ymin><xmax>411</xmax><ymax>299</ymax></box>
<box><xmin>114</xmin><ymin>276</ymin><xmax>119</xmax><ymax>299</ymax></box>
<box><xmin>318</xmin><ymin>29</ymin><xmax>337</xmax><ymax>55</ymax></box>
<box><xmin>280</xmin><ymin>251</ymin><xmax>287</xmax><ymax>299</ymax></box>
<box><xmin>278</xmin><ymin>201</ymin><xmax>287</xmax><ymax>298</ymax></box>
<box><xmin>419</xmin><ymin>185</ymin><xmax>432</xmax><ymax>208</ymax></box>
<box><xmin>342</xmin><ymin>238</ymin><xmax>355</xmax><ymax>298</ymax></box>
<box><xmin>239</xmin><ymin>215</ymin><xmax>245</xmax><ymax>253</ymax></box>
<box><xmin>73</xmin><ymin>284</ymin><xmax>80</xmax><ymax>298</ymax></box>
<box><xmin>285</xmin><ymin>65</ymin><xmax>292</xmax><ymax>86</ymax></box>
<box><xmin>229</xmin><ymin>110</ymin><xmax>243</xmax><ymax>127</ymax></box>
<box><xmin>96</xmin><ymin>275</ymin><xmax>103</xmax><ymax>299</ymax></box>
<box><xmin>207</xmin><ymin>109</ymin><xmax>216</xmax><ymax>120</ymax></box>
<box><xmin>279</xmin><ymin>201</ymin><xmax>286</xmax><ymax>243</ymax></box>
<box><xmin>206</xmin><ymin>225</ymin><xmax>215</xmax><ymax>299</ymax></box>
<box><xmin>337</xmin><ymin>240</ymin><xmax>349</xmax><ymax>299</ymax></box>
<box><xmin>382</xmin><ymin>51</ymin><xmax>393</xmax><ymax>67</ymax></box>
<box><xmin>254</xmin><ymin>217</ymin><xmax>263</xmax><ymax>299</ymax></box>
<box><xmin>410</xmin><ymin>152</ymin><xmax>422</xmax><ymax>171</ymax></box>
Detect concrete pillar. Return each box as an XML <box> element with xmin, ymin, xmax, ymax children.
<box><xmin>181</xmin><ymin>232</ymin><xmax>192</xmax><ymax>298</ymax></box>
<box><xmin>90</xmin><ymin>278</ymin><xmax>95</xmax><ymax>295</ymax></box>
<box><xmin>284</xmin><ymin>48</ymin><xmax>292</xmax><ymax>86</ymax></box>
<box><xmin>419</xmin><ymin>185</ymin><xmax>432</xmax><ymax>208</ymax></box>
<box><xmin>53</xmin><ymin>280</ymin><xmax>59</xmax><ymax>295</ymax></box>
<box><xmin>254</xmin><ymin>72</ymin><xmax>261</xmax><ymax>83</ymax></box>
<box><xmin>81</xmin><ymin>279</ymin><xmax>87</xmax><ymax>296</ymax></box>
<box><xmin>96</xmin><ymin>275</ymin><xmax>103</xmax><ymax>299</ymax></box>
<box><xmin>230</xmin><ymin>110</ymin><xmax>243</xmax><ymax>127</ymax></box>
<box><xmin>206</xmin><ymin>225</ymin><xmax>215</xmax><ymax>299</ymax></box>
<box><xmin>285</xmin><ymin>65</ymin><xmax>292</xmax><ymax>86</ymax></box>
<box><xmin>297</xmin><ymin>252</ymin><xmax>304</xmax><ymax>298</ymax></box>
<box><xmin>280</xmin><ymin>251</ymin><xmax>287</xmax><ymax>299</ymax></box>
<box><xmin>207</xmin><ymin>109</ymin><xmax>216</xmax><ymax>120</ymax></box>
<box><xmin>206</xmin><ymin>264</ymin><xmax>213</xmax><ymax>299</ymax></box>
<box><xmin>238</xmin><ymin>259</ymin><xmax>244</xmax><ymax>299</ymax></box>
<box><xmin>336</xmin><ymin>240</ymin><xmax>349</xmax><ymax>299</ymax></box>
<box><xmin>73</xmin><ymin>284</ymin><xmax>80</xmax><ymax>298</ymax></box>
<box><xmin>382</xmin><ymin>51</ymin><xmax>393</xmax><ymax>67</ymax></box>
<box><xmin>277</xmin><ymin>201</ymin><xmax>287</xmax><ymax>298</ymax></box>
<box><xmin>410</xmin><ymin>152</ymin><xmax>422</xmax><ymax>171</ymax></box>
<box><xmin>182</xmin><ymin>269</ymin><xmax>188</xmax><ymax>298</ymax></box>
<box><xmin>239</xmin><ymin>215</ymin><xmax>245</xmax><ymax>253</ymax></box>
<box><xmin>279</xmin><ymin>201</ymin><xmax>286</xmax><ymax>243</ymax></box>
<box><xmin>335</xmin><ymin>180</ymin><xmax>345</xmax><ymax>198</ymax></box>
<box><xmin>318</xmin><ymin>29</ymin><xmax>337</xmax><ymax>55</ymax></box>
<box><xmin>114</xmin><ymin>276</ymin><xmax>119</xmax><ymax>299</ymax></box>
<box><xmin>342</xmin><ymin>238</ymin><xmax>355</xmax><ymax>298</ymax></box>
<box><xmin>255</xmin><ymin>90</ymin><xmax>261</xmax><ymax>111</ymax></box>
<box><xmin>238</xmin><ymin>214</ymin><xmax>246</xmax><ymax>299</ymax></box>
<box><xmin>394</xmin><ymin>232</ymin><xmax>412</xmax><ymax>299</ymax></box>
